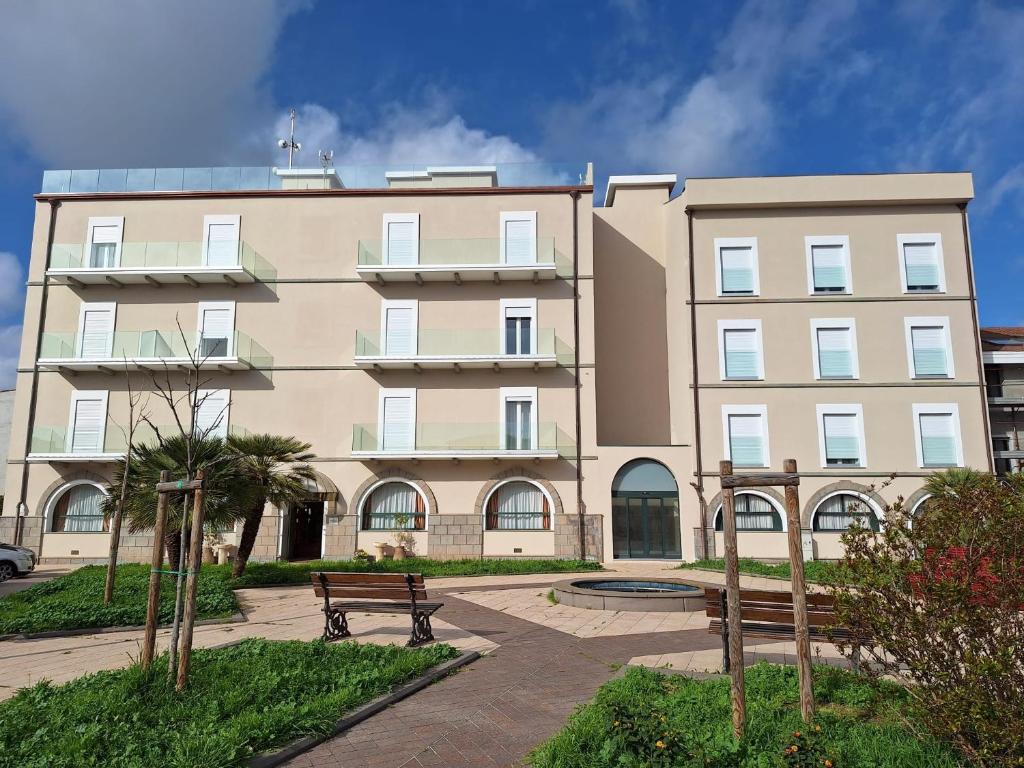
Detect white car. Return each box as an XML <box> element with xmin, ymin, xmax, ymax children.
<box><xmin>0</xmin><ymin>543</ymin><xmax>36</xmax><ymax>582</ymax></box>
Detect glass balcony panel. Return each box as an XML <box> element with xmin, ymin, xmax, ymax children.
<box><xmin>352</xmin><ymin>422</ymin><xmax>574</xmax><ymax>456</ymax></box>
<box><xmin>354</xmin><ymin>328</ymin><xmax>567</xmax><ymax>359</ymax></box>
<box><xmin>38</xmin><ymin>330</ymin><xmax>271</xmax><ymax>367</ymax></box>
<box><xmin>47</xmin><ymin>240</ymin><xmax>273</xmax><ymax>278</ymax></box>
<box><xmin>357</xmin><ymin>237</ymin><xmax>565</xmax><ymax>272</ymax></box>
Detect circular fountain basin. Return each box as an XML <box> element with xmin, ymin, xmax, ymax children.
<box><xmin>552</xmin><ymin>578</ymin><xmax>707</xmax><ymax>612</ymax></box>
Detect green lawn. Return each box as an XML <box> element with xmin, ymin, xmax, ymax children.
<box><xmin>0</xmin><ymin>558</ymin><xmax>600</xmax><ymax>635</ymax></box>
<box><xmin>530</xmin><ymin>663</ymin><xmax>963</xmax><ymax>767</ymax></box>
<box><xmin>0</xmin><ymin>638</ymin><xmax>459</xmax><ymax>768</ymax></box>
<box><xmin>680</xmin><ymin>557</ymin><xmax>847</xmax><ymax>584</ymax></box>
<box><xmin>0</xmin><ymin>563</ymin><xmax>238</xmax><ymax>635</ymax></box>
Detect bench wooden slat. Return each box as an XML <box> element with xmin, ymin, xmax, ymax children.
<box><xmin>315</xmin><ymin>587</ymin><xmax>428</xmax><ymax>601</ymax></box>
<box><xmin>706</xmin><ymin>604</ymin><xmax>837</xmax><ymax>627</ymax></box>
<box><xmin>704</xmin><ymin>587</ymin><xmax>834</xmax><ymax>608</ymax></box>
<box><xmin>328</xmin><ymin>601</ymin><xmax>443</xmax><ymax>613</ymax></box>
<box><xmin>709</xmin><ymin>619</ymin><xmax>847</xmax><ymax>640</ymax></box>
<box><xmin>310</xmin><ymin>572</ymin><xmax>424</xmax><ymax>586</ymax></box>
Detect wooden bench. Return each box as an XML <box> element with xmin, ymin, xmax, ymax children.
<box><xmin>704</xmin><ymin>587</ymin><xmax>855</xmax><ymax>669</ymax></box>
<box><xmin>311</xmin><ymin>572</ymin><xmax>444</xmax><ymax>647</ymax></box>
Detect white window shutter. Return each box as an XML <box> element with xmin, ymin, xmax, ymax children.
<box><xmin>382</xmin><ymin>394</ymin><xmax>414</xmax><ymax>451</ymax></box>
<box><xmin>903</xmin><ymin>242</ymin><xmax>940</xmax><ymax>289</ymax></box>
<box><xmin>385</xmin><ymin>220</ymin><xmax>418</xmax><ymax>265</ymax></box>
<box><xmin>823</xmin><ymin>414</ymin><xmax>859</xmax><ymax>462</ymax></box>
<box><xmin>79</xmin><ymin>307</ymin><xmax>115</xmax><ymax>358</ymax></box>
<box><xmin>503</xmin><ymin>218</ymin><xmax>535</xmax><ymax>265</ymax></box>
<box><xmin>384</xmin><ymin>306</ymin><xmax>415</xmax><ymax>356</ymax></box>
<box><xmin>196</xmin><ymin>389</ymin><xmax>229</xmax><ymax>438</ymax></box>
<box><xmin>920</xmin><ymin>413</ymin><xmax>956</xmax><ymax>466</ymax></box>
<box><xmin>204</xmin><ymin>221</ymin><xmax>239</xmax><ymax>267</ymax></box>
<box><xmin>91</xmin><ymin>225</ymin><xmax>120</xmax><ymax>244</ymax></box>
<box><xmin>720</xmin><ymin>247</ymin><xmax>754</xmax><ymax>293</ymax></box>
<box><xmin>817</xmin><ymin>327</ymin><xmax>853</xmax><ymax>378</ymax></box>
<box><xmin>71</xmin><ymin>398</ymin><xmax>104</xmax><ymax>452</ymax></box>
<box><xmin>729</xmin><ymin>414</ymin><xmax>764</xmax><ymax>466</ymax></box>
<box><xmin>911</xmin><ymin>326</ymin><xmax>947</xmax><ymax>376</ymax></box>
<box><xmin>811</xmin><ymin>245</ymin><xmax>846</xmax><ymax>290</ymax></box>
<box><xmin>199</xmin><ymin>306</ymin><xmax>233</xmax><ymax>357</ymax></box>
<box><xmin>724</xmin><ymin>329</ymin><xmax>759</xmax><ymax>378</ymax></box>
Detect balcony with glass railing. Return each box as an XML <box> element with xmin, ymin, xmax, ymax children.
<box><xmin>353</xmin><ymin>328</ymin><xmax>573</xmax><ymax>370</ymax></box>
<box><xmin>27</xmin><ymin>421</ymin><xmax>248</xmax><ymax>462</ymax></box>
<box><xmin>37</xmin><ymin>330</ymin><xmax>272</xmax><ymax>372</ymax></box>
<box><xmin>356</xmin><ymin>237</ymin><xmax>571</xmax><ymax>282</ymax></box>
<box><xmin>351</xmin><ymin>422</ymin><xmax>574</xmax><ymax>460</ymax></box>
<box><xmin>46</xmin><ymin>241</ymin><xmax>276</xmax><ymax>285</ymax></box>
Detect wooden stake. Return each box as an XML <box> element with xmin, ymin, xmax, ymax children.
<box><xmin>141</xmin><ymin>470</ymin><xmax>170</xmax><ymax>670</ymax></box>
<box><xmin>783</xmin><ymin>458</ymin><xmax>815</xmax><ymax>722</ymax></box>
<box><xmin>719</xmin><ymin>460</ymin><xmax>746</xmax><ymax>739</ymax></box>
<box><xmin>175</xmin><ymin>469</ymin><xmax>206</xmax><ymax>692</ymax></box>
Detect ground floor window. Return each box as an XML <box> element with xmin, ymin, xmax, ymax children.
<box><xmin>50</xmin><ymin>483</ymin><xmax>107</xmax><ymax>532</ymax></box>
<box><xmin>812</xmin><ymin>493</ymin><xmax>880</xmax><ymax>532</ymax></box>
<box><xmin>361</xmin><ymin>482</ymin><xmax>426</xmax><ymax>530</ymax></box>
<box><xmin>485</xmin><ymin>481</ymin><xmax>550</xmax><ymax>530</ymax></box>
<box><xmin>714</xmin><ymin>493</ymin><xmax>783</xmax><ymax>531</ymax></box>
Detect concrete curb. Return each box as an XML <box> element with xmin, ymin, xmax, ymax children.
<box><xmin>247</xmin><ymin>650</ymin><xmax>481</xmax><ymax>768</ymax></box>
<box><xmin>0</xmin><ymin>610</ymin><xmax>247</xmax><ymax>642</ymax></box>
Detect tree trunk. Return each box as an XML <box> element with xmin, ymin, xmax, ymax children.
<box><xmin>232</xmin><ymin>498</ymin><xmax>267</xmax><ymax>578</ymax></box>
<box><xmin>103</xmin><ymin>501</ymin><xmax>124</xmax><ymax>604</ymax></box>
<box><xmin>165</xmin><ymin>529</ymin><xmax>182</xmax><ymax>571</ymax></box>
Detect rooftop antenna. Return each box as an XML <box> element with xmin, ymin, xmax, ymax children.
<box><xmin>319</xmin><ymin>149</ymin><xmax>334</xmax><ymax>189</ymax></box>
<box><xmin>276</xmin><ymin>108</ymin><xmax>301</xmax><ymax>169</ymax></box>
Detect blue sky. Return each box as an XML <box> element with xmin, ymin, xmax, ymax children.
<box><xmin>0</xmin><ymin>0</ymin><xmax>1022</xmax><ymax>387</ymax></box>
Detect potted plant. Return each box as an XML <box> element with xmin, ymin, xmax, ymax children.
<box><xmin>392</xmin><ymin>514</ymin><xmax>415</xmax><ymax>560</ymax></box>
<box><xmin>373</xmin><ymin>542</ymin><xmax>390</xmax><ymax>561</ymax></box>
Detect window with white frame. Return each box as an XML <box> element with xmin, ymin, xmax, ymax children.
<box><xmin>718</xmin><ymin>320</ymin><xmax>763</xmax><ymax>380</ymax></box>
<box><xmin>501</xmin><ymin>299</ymin><xmax>536</xmax><ymax>355</ymax></box>
<box><xmin>202</xmin><ymin>215</ymin><xmax>241</xmax><ymax>267</ymax></box>
<box><xmin>913</xmin><ymin>404</ymin><xmax>963</xmax><ymax>468</ymax></box>
<box><xmin>816</xmin><ymin>404</ymin><xmax>866</xmax><ymax>468</ymax></box>
<box><xmin>500</xmin><ymin>211</ymin><xmax>537</xmax><ymax>265</ymax></box>
<box><xmin>714</xmin><ymin>493</ymin><xmax>783</xmax><ymax>531</ymax></box>
<box><xmin>50</xmin><ymin>483</ymin><xmax>108</xmax><ymax>533</ymax></box>
<box><xmin>898</xmin><ymin>234</ymin><xmax>945</xmax><ymax>293</ymax></box>
<box><xmin>77</xmin><ymin>302</ymin><xmax>116</xmax><ymax>359</ymax></box>
<box><xmin>380</xmin><ymin>300</ymin><xmax>417</xmax><ymax>357</ymax></box>
<box><xmin>904</xmin><ymin>317</ymin><xmax>954</xmax><ymax>379</ymax></box>
<box><xmin>501</xmin><ymin>387</ymin><xmax>537</xmax><ymax>450</ymax></box>
<box><xmin>85</xmin><ymin>217</ymin><xmax>123</xmax><ymax>269</ymax></box>
<box><xmin>196</xmin><ymin>389</ymin><xmax>230</xmax><ymax>439</ymax></box>
<box><xmin>382</xmin><ymin>214</ymin><xmax>419</xmax><ymax>266</ymax></box>
<box><xmin>360</xmin><ymin>481</ymin><xmax>426</xmax><ymax>530</ymax></box>
<box><xmin>805</xmin><ymin>236</ymin><xmax>851</xmax><ymax>294</ymax></box>
<box><xmin>68</xmin><ymin>391</ymin><xmax>108</xmax><ymax>453</ymax></box>
<box><xmin>715</xmin><ymin>238</ymin><xmax>758</xmax><ymax>296</ymax></box>
<box><xmin>810</xmin><ymin>319</ymin><xmax>858</xmax><ymax>379</ymax></box>
<box><xmin>197</xmin><ymin>302</ymin><xmax>235</xmax><ymax>358</ymax></box>
<box><xmin>379</xmin><ymin>389</ymin><xmax>416</xmax><ymax>451</ymax></box>
<box><xmin>812</xmin><ymin>493</ymin><xmax>880</xmax><ymax>532</ymax></box>
<box><xmin>722</xmin><ymin>405</ymin><xmax>769</xmax><ymax>467</ymax></box>
<box><xmin>485</xmin><ymin>480</ymin><xmax>551</xmax><ymax>530</ymax></box>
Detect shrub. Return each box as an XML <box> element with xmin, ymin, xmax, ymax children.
<box><xmin>831</xmin><ymin>469</ymin><xmax>1024</xmax><ymax>767</ymax></box>
<box><xmin>680</xmin><ymin>558</ymin><xmax>846</xmax><ymax>585</ymax></box>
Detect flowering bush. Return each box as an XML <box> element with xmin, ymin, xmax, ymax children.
<box><xmin>781</xmin><ymin>725</ymin><xmax>836</xmax><ymax>767</ymax></box>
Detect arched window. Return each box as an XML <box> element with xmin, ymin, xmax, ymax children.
<box><xmin>812</xmin><ymin>493</ymin><xmax>880</xmax><ymax>532</ymax></box>
<box><xmin>611</xmin><ymin>459</ymin><xmax>681</xmax><ymax>559</ymax></box>
<box><xmin>485</xmin><ymin>480</ymin><xmax>551</xmax><ymax>530</ymax></box>
<box><xmin>714</xmin><ymin>493</ymin><xmax>784</xmax><ymax>532</ymax></box>
<box><xmin>50</xmin><ymin>483</ymin><xmax>107</xmax><ymax>532</ymax></box>
<box><xmin>360</xmin><ymin>482</ymin><xmax>426</xmax><ymax>531</ymax></box>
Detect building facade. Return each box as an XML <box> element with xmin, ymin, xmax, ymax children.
<box><xmin>981</xmin><ymin>327</ymin><xmax>1024</xmax><ymax>475</ymax></box>
<box><xmin>0</xmin><ymin>166</ymin><xmax>992</xmax><ymax>563</ymax></box>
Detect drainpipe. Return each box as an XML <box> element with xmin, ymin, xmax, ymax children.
<box><xmin>686</xmin><ymin>208</ymin><xmax>709</xmax><ymax>558</ymax></box>
<box><xmin>959</xmin><ymin>202</ymin><xmax>994</xmax><ymax>473</ymax></box>
<box><xmin>570</xmin><ymin>190</ymin><xmax>585</xmax><ymax>560</ymax></box>
<box><xmin>15</xmin><ymin>200</ymin><xmax>61</xmax><ymax>546</ymax></box>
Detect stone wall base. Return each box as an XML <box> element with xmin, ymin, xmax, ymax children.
<box><xmin>427</xmin><ymin>514</ymin><xmax>483</xmax><ymax>560</ymax></box>
<box><xmin>554</xmin><ymin>513</ymin><xmax>603</xmax><ymax>561</ymax></box>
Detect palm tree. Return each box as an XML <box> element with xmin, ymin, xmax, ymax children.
<box><xmin>103</xmin><ymin>435</ymin><xmax>255</xmax><ymax>567</ymax></box>
<box><xmin>924</xmin><ymin>467</ymin><xmax>988</xmax><ymax>500</ymax></box>
<box><xmin>227</xmin><ymin>433</ymin><xmax>317</xmax><ymax>577</ymax></box>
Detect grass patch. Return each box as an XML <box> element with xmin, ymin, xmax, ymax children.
<box><xmin>680</xmin><ymin>558</ymin><xmax>846</xmax><ymax>584</ymax></box>
<box><xmin>229</xmin><ymin>557</ymin><xmax>601</xmax><ymax>588</ymax></box>
<box><xmin>0</xmin><ymin>564</ymin><xmax>238</xmax><ymax>635</ymax></box>
<box><xmin>0</xmin><ymin>558</ymin><xmax>599</xmax><ymax>634</ymax></box>
<box><xmin>546</xmin><ymin>588</ymin><xmax>560</xmax><ymax>605</ymax></box>
<box><xmin>530</xmin><ymin>663</ymin><xmax>962</xmax><ymax>767</ymax></box>
<box><xmin>0</xmin><ymin>638</ymin><xmax>459</xmax><ymax>768</ymax></box>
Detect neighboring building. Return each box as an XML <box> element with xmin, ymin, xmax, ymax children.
<box><xmin>0</xmin><ymin>165</ymin><xmax>991</xmax><ymax>564</ymax></box>
<box><xmin>981</xmin><ymin>327</ymin><xmax>1024</xmax><ymax>475</ymax></box>
<box><xmin>0</xmin><ymin>389</ymin><xmax>14</xmax><ymax>499</ymax></box>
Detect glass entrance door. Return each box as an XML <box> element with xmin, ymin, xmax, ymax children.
<box><xmin>612</xmin><ymin>493</ymin><xmax>681</xmax><ymax>559</ymax></box>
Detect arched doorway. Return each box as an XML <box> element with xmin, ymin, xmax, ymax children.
<box><xmin>611</xmin><ymin>459</ymin><xmax>681</xmax><ymax>559</ymax></box>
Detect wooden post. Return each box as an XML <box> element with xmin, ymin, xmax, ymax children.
<box><xmin>783</xmin><ymin>458</ymin><xmax>815</xmax><ymax>722</ymax></box>
<box><xmin>140</xmin><ymin>470</ymin><xmax>171</xmax><ymax>670</ymax></box>
<box><xmin>175</xmin><ymin>469</ymin><xmax>206</xmax><ymax>692</ymax></box>
<box><xmin>719</xmin><ymin>460</ymin><xmax>746</xmax><ymax>739</ymax></box>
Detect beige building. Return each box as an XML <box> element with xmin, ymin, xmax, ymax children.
<box><xmin>0</xmin><ymin>165</ymin><xmax>992</xmax><ymax>564</ymax></box>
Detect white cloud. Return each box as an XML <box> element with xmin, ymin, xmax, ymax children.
<box><xmin>542</xmin><ymin>0</ymin><xmax>863</xmax><ymax>178</ymax></box>
<box><xmin>0</xmin><ymin>0</ymin><xmax>309</xmax><ymax>167</ymax></box>
<box><xmin>0</xmin><ymin>325</ymin><xmax>21</xmax><ymax>389</ymax></box>
<box><xmin>0</xmin><ymin>253</ymin><xmax>24</xmax><ymax>318</ymax></box>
